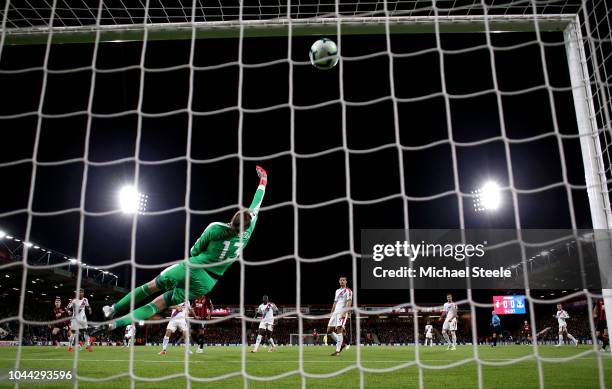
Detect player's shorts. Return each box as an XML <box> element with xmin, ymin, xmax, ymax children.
<box><xmin>558</xmin><ymin>324</ymin><xmax>567</xmax><ymax>333</ymax></box>
<box><xmin>167</xmin><ymin>319</ymin><xmax>189</xmax><ymax>333</ymax></box>
<box><xmin>443</xmin><ymin>318</ymin><xmax>457</xmax><ymax>331</ymax></box>
<box><xmin>155</xmin><ymin>261</ymin><xmax>218</xmax><ymax>306</ymax></box>
<box><xmin>70</xmin><ymin>318</ymin><xmax>88</xmax><ymax>331</ymax></box>
<box><xmin>425</xmin><ymin>333</ymin><xmax>433</xmax><ymax>339</ymax></box>
<box><xmin>596</xmin><ymin>319</ymin><xmax>607</xmax><ymax>333</ymax></box>
<box><xmin>328</xmin><ymin>313</ymin><xmax>348</xmax><ymax>329</ymax></box>
<box><xmin>258</xmin><ymin>322</ymin><xmax>274</xmax><ymax>331</ymax></box>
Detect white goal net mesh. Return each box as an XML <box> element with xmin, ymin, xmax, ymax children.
<box><xmin>0</xmin><ymin>0</ymin><xmax>611</xmax><ymax>388</ymax></box>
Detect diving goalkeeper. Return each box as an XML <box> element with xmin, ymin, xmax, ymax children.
<box><xmin>97</xmin><ymin>165</ymin><xmax>267</xmax><ymax>331</ymax></box>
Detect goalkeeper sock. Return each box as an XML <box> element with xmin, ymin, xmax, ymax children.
<box><xmin>254</xmin><ymin>335</ymin><xmax>262</xmax><ymax>351</ymax></box>
<box><xmin>443</xmin><ymin>332</ymin><xmax>450</xmax><ymax>345</ymax></box>
<box><xmin>113</xmin><ymin>283</ymin><xmax>153</xmax><ymax>313</ymax></box>
<box><xmin>162</xmin><ymin>336</ymin><xmax>169</xmax><ymax>351</ymax></box>
<box><xmin>336</xmin><ymin>333</ymin><xmax>343</xmax><ymax>352</ymax></box>
<box><xmin>451</xmin><ymin>332</ymin><xmax>457</xmax><ymax>346</ymax></box>
<box><xmin>114</xmin><ymin>302</ymin><xmax>159</xmax><ymax>329</ymax></box>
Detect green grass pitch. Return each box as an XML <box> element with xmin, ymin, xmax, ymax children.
<box><xmin>0</xmin><ymin>345</ymin><xmax>610</xmax><ymax>388</ymax></box>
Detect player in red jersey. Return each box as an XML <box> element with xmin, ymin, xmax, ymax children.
<box><xmin>594</xmin><ymin>299</ymin><xmax>609</xmax><ymax>351</ymax></box>
<box><xmin>521</xmin><ymin>320</ymin><xmax>532</xmax><ymax>344</ymax></box>
<box><xmin>51</xmin><ymin>298</ymin><xmax>69</xmax><ymax>348</ymax></box>
<box><xmin>193</xmin><ymin>295</ymin><xmax>213</xmax><ymax>353</ymax></box>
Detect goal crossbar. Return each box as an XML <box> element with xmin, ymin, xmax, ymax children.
<box><xmin>2</xmin><ymin>14</ymin><xmax>577</xmax><ymax>45</ymax></box>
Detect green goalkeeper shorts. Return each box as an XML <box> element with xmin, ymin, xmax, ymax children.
<box><xmin>155</xmin><ymin>261</ymin><xmax>217</xmax><ymax>306</ymax></box>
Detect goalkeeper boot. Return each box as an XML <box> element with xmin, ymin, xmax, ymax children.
<box><xmin>102</xmin><ymin>305</ymin><xmax>115</xmax><ymax>319</ymax></box>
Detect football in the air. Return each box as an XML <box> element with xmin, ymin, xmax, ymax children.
<box><xmin>309</xmin><ymin>38</ymin><xmax>339</xmax><ymax>70</ymax></box>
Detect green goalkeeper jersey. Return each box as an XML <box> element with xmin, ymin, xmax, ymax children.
<box><xmin>189</xmin><ymin>184</ymin><xmax>265</xmax><ymax>277</ymax></box>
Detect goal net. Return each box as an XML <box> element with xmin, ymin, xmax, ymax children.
<box><xmin>1</xmin><ymin>0</ymin><xmax>611</xmax><ymax>388</ymax></box>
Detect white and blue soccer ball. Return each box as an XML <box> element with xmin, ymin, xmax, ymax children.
<box><xmin>309</xmin><ymin>38</ymin><xmax>339</xmax><ymax>70</ymax></box>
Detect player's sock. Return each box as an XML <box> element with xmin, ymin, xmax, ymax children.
<box><xmin>443</xmin><ymin>332</ymin><xmax>450</xmax><ymax>345</ymax></box>
<box><xmin>558</xmin><ymin>335</ymin><xmax>563</xmax><ymax>345</ymax></box>
<box><xmin>84</xmin><ymin>334</ymin><xmax>90</xmax><ymax>347</ymax></box>
<box><xmin>162</xmin><ymin>336</ymin><xmax>170</xmax><ymax>351</ymax></box>
<box><xmin>112</xmin><ymin>283</ymin><xmax>153</xmax><ymax>313</ymax></box>
<box><xmin>329</xmin><ymin>332</ymin><xmax>338</xmax><ymax>343</ymax></box>
<box><xmin>269</xmin><ymin>338</ymin><xmax>276</xmax><ymax>347</ymax></box>
<box><xmin>198</xmin><ymin>334</ymin><xmax>204</xmax><ymax>349</ymax></box>
<box><xmin>114</xmin><ymin>301</ymin><xmax>159</xmax><ymax>328</ymax></box>
<box><xmin>451</xmin><ymin>332</ymin><xmax>457</xmax><ymax>347</ymax></box>
<box><xmin>68</xmin><ymin>334</ymin><xmax>75</xmax><ymax>347</ymax></box>
<box><xmin>336</xmin><ymin>333</ymin><xmax>343</xmax><ymax>352</ymax></box>
<box><xmin>254</xmin><ymin>335</ymin><xmax>262</xmax><ymax>351</ymax></box>
<box><xmin>493</xmin><ymin>336</ymin><xmax>497</xmax><ymax>347</ymax></box>
<box><xmin>567</xmin><ymin>334</ymin><xmax>577</xmax><ymax>344</ymax></box>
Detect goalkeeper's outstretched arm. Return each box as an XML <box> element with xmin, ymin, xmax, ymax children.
<box><xmin>246</xmin><ymin>165</ymin><xmax>267</xmax><ymax>233</ymax></box>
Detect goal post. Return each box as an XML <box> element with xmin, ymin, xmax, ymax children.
<box><xmin>2</xmin><ymin>14</ymin><xmax>578</xmax><ymax>45</ymax></box>
<box><xmin>564</xmin><ymin>16</ymin><xmax>612</xmax><ymax>354</ymax></box>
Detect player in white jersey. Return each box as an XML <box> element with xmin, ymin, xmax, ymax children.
<box><xmin>554</xmin><ymin>303</ymin><xmax>578</xmax><ymax>347</ymax></box>
<box><xmin>251</xmin><ymin>295</ymin><xmax>279</xmax><ymax>353</ymax></box>
<box><xmin>124</xmin><ymin>324</ymin><xmax>136</xmax><ymax>347</ymax></box>
<box><xmin>159</xmin><ymin>301</ymin><xmax>196</xmax><ymax>355</ymax></box>
<box><xmin>424</xmin><ymin>321</ymin><xmax>434</xmax><ymax>347</ymax></box>
<box><xmin>440</xmin><ymin>293</ymin><xmax>458</xmax><ymax>350</ymax></box>
<box><xmin>327</xmin><ymin>276</ymin><xmax>353</xmax><ymax>356</ymax></box>
<box><xmin>66</xmin><ymin>289</ymin><xmax>93</xmax><ymax>352</ymax></box>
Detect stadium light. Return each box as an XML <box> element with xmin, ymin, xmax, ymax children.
<box><xmin>24</xmin><ymin>242</ymin><xmax>33</xmax><ymax>248</ymax></box>
<box><xmin>119</xmin><ymin>185</ymin><xmax>148</xmax><ymax>214</ymax></box>
<box><xmin>0</xmin><ymin>231</ymin><xmax>5</xmax><ymax>238</ymax></box>
<box><xmin>471</xmin><ymin>181</ymin><xmax>502</xmax><ymax>212</ymax></box>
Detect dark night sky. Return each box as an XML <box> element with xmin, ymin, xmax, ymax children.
<box><xmin>0</xmin><ymin>31</ymin><xmax>594</xmax><ymax>306</ymax></box>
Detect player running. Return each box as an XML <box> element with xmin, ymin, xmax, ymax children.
<box><xmin>441</xmin><ymin>293</ymin><xmax>458</xmax><ymax>350</ymax></box>
<box><xmin>424</xmin><ymin>321</ymin><xmax>434</xmax><ymax>347</ymax></box>
<box><xmin>159</xmin><ymin>301</ymin><xmax>197</xmax><ymax>355</ymax></box>
<box><xmin>124</xmin><ymin>324</ymin><xmax>136</xmax><ymax>347</ymax></box>
<box><xmin>594</xmin><ymin>298</ymin><xmax>609</xmax><ymax>352</ymax></box>
<box><xmin>193</xmin><ymin>295</ymin><xmax>213</xmax><ymax>353</ymax></box>
<box><xmin>327</xmin><ymin>276</ymin><xmax>352</xmax><ymax>357</ymax></box>
<box><xmin>251</xmin><ymin>295</ymin><xmax>279</xmax><ymax>353</ymax></box>
<box><xmin>554</xmin><ymin>303</ymin><xmax>578</xmax><ymax>347</ymax></box>
<box><xmin>67</xmin><ymin>289</ymin><xmax>93</xmax><ymax>352</ymax></box>
<box><xmin>491</xmin><ymin>311</ymin><xmax>501</xmax><ymax>347</ymax></box>
<box><xmin>51</xmin><ymin>297</ymin><xmax>69</xmax><ymax>348</ymax></box>
<box><xmin>97</xmin><ymin>166</ymin><xmax>267</xmax><ymax>332</ymax></box>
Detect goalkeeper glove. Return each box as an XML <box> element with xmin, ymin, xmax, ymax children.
<box><xmin>256</xmin><ymin>165</ymin><xmax>268</xmax><ymax>186</ymax></box>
